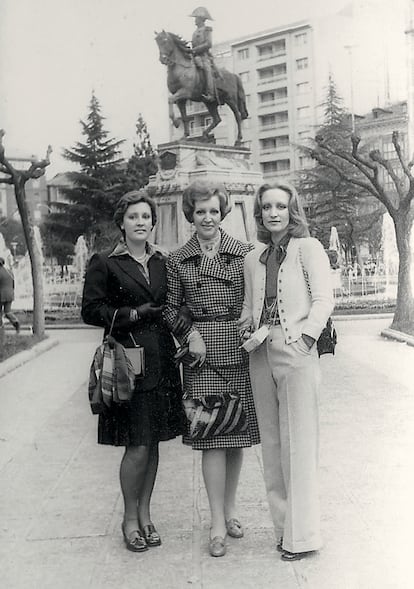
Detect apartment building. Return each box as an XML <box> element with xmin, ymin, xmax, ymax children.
<box><xmin>169</xmin><ymin>21</ymin><xmax>316</xmax><ymax>181</ymax></box>
<box><xmin>355</xmin><ymin>101</ymin><xmax>408</xmax><ymax>193</ymax></box>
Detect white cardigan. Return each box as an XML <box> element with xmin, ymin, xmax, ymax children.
<box><xmin>241</xmin><ymin>237</ymin><xmax>334</xmax><ymax>344</ymax></box>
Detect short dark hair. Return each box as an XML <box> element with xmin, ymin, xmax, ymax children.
<box><xmin>253</xmin><ymin>180</ymin><xmax>309</xmax><ymax>243</ymax></box>
<box><xmin>182</xmin><ymin>180</ymin><xmax>231</xmax><ymax>223</ymax></box>
<box><xmin>113</xmin><ymin>190</ymin><xmax>157</xmax><ymax>233</ymax></box>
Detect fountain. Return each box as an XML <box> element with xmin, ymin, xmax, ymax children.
<box><xmin>328</xmin><ymin>226</ymin><xmax>342</xmax><ymax>295</ymax></box>
<box><xmin>73</xmin><ymin>235</ymin><xmax>89</xmax><ymax>279</ymax></box>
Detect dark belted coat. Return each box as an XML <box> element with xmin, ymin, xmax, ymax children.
<box><xmin>0</xmin><ymin>265</ymin><xmax>14</xmax><ymax>303</ymax></box>
<box><xmin>164</xmin><ymin>230</ymin><xmax>254</xmax><ymax>368</ymax></box>
<box><xmin>81</xmin><ymin>245</ymin><xmax>180</xmax><ymax>393</ymax></box>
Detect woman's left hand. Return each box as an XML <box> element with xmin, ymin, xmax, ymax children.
<box><xmin>188</xmin><ymin>331</ymin><xmax>207</xmax><ymax>367</ymax></box>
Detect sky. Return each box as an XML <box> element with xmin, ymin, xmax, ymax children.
<box><xmin>0</xmin><ymin>0</ymin><xmax>410</xmax><ymax>177</ymax></box>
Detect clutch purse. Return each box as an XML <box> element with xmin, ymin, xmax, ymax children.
<box><xmin>125</xmin><ymin>333</ymin><xmax>145</xmax><ymax>377</ymax></box>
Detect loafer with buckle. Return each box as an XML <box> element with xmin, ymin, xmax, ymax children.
<box><xmin>281</xmin><ymin>549</ymin><xmax>315</xmax><ymax>561</ymax></box>
<box><xmin>142</xmin><ymin>524</ymin><xmax>162</xmax><ymax>547</ymax></box>
<box><xmin>226</xmin><ymin>518</ymin><xmax>244</xmax><ymax>539</ymax></box>
<box><xmin>209</xmin><ymin>536</ymin><xmax>226</xmax><ymax>557</ymax></box>
<box><xmin>121</xmin><ymin>522</ymin><xmax>148</xmax><ymax>552</ymax></box>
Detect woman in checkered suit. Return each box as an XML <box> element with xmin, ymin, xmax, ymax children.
<box><xmin>164</xmin><ymin>180</ymin><xmax>260</xmax><ymax>558</ymax></box>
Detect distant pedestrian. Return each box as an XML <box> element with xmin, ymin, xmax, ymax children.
<box><xmin>164</xmin><ymin>180</ymin><xmax>260</xmax><ymax>558</ymax></box>
<box><xmin>0</xmin><ymin>257</ymin><xmax>20</xmax><ymax>332</ymax></box>
<box><xmin>239</xmin><ymin>181</ymin><xmax>334</xmax><ymax>561</ymax></box>
<box><xmin>81</xmin><ymin>190</ymin><xmax>188</xmax><ymax>553</ymax></box>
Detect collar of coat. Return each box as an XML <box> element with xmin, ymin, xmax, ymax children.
<box><xmin>108</xmin><ymin>239</ymin><xmax>167</xmax><ymax>260</ymax></box>
<box><xmin>176</xmin><ymin>229</ymin><xmax>246</xmax><ymax>262</ymax></box>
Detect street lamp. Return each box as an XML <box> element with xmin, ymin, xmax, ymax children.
<box><xmin>344</xmin><ymin>45</ymin><xmax>356</xmax><ymax>132</ymax></box>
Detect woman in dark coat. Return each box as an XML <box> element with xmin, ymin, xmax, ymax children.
<box><xmin>164</xmin><ymin>180</ymin><xmax>260</xmax><ymax>558</ymax></box>
<box><xmin>81</xmin><ymin>190</ymin><xmax>186</xmax><ymax>553</ymax></box>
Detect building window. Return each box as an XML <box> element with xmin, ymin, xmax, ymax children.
<box><xmin>295</xmin><ymin>32</ymin><xmax>308</xmax><ymax>45</ymax></box>
<box><xmin>296</xmin><ymin>82</ymin><xmax>309</xmax><ymax>94</ymax></box>
<box><xmin>297</xmin><ymin>129</ymin><xmax>311</xmax><ymax>140</ymax></box>
<box><xmin>296</xmin><ymin>57</ymin><xmax>309</xmax><ymax>70</ymax></box>
<box><xmin>238</xmin><ymin>48</ymin><xmax>249</xmax><ymax>60</ymax></box>
<box><xmin>297</xmin><ymin>106</ymin><xmax>310</xmax><ymax>119</ymax></box>
<box><xmin>299</xmin><ymin>156</ymin><xmax>313</xmax><ymax>169</ymax></box>
<box><xmin>261</xmin><ymin>159</ymin><xmax>290</xmax><ymax>174</ymax></box>
<box><xmin>258</xmin><ymin>63</ymin><xmax>286</xmax><ymax>81</ymax></box>
<box><xmin>257</xmin><ymin>39</ymin><xmax>286</xmax><ymax>58</ymax></box>
<box><xmin>260</xmin><ymin>135</ymin><xmax>289</xmax><ymax>150</ymax></box>
<box><xmin>239</xmin><ymin>71</ymin><xmax>250</xmax><ymax>84</ymax></box>
<box><xmin>203</xmin><ymin>117</ymin><xmax>212</xmax><ymax>128</ymax></box>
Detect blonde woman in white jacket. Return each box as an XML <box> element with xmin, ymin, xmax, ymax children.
<box><xmin>239</xmin><ymin>181</ymin><xmax>334</xmax><ymax>561</ymax></box>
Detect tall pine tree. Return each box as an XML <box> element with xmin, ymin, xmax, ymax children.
<box><xmin>44</xmin><ymin>93</ymin><xmax>125</xmax><ymax>253</ymax></box>
<box><xmin>297</xmin><ymin>74</ymin><xmax>383</xmax><ymax>262</ymax></box>
<box><xmin>123</xmin><ymin>114</ymin><xmax>158</xmax><ymax>191</ymax></box>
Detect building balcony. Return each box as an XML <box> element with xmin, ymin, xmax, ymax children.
<box><xmin>256</xmin><ymin>50</ymin><xmax>286</xmax><ymax>62</ymax></box>
<box><xmin>259</xmin><ymin>123</ymin><xmax>289</xmax><ymax>133</ymax></box>
<box><xmin>260</xmin><ymin>146</ymin><xmax>290</xmax><ymax>156</ymax></box>
<box><xmin>258</xmin><ymin>74</ymin><xmax>287</xmax><ymax>86</ymax></box>
<box><xmin>258</xmin><ymin>98</ymin><xmax>288</xmax><ymax>109</ymax></box>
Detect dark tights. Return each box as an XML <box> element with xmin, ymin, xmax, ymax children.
<box><xmin>120</xmin><ymin>443</ymin><xmax>159</xmax><ymax>536</ymax></box>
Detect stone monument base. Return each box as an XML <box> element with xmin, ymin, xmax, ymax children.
<box><xmin>147</xmin><ymin>141</ymin><xmax>263</xmax><ymax>250</ymax></box>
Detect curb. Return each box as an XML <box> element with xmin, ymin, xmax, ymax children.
<box><xmin>333</xmin><ymin>313</ymin><xmax>393</xmax><ymax>321</ymax></box>
<box><xmin>381</xmin><ymin>327</ymin><xmax>414</xmax><ymax>347</ymax></box>
<box><xmin>0</xmin><ymin>337</ymin><xmax>60</xmax><ymax>379</ymax></box>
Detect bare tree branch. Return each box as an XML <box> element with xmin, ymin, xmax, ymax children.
<box><xmin>316</xmin><ymin>134</ymin><xmax>377</xmax><ymax>185</ymax></box>
<box><xmin>24</xmin><ymin>145</ymin><xmax>53</xmax><ymax>180</ymax></box>
<box><xmin>0</xmin><ymin>177</ymin><xmax>13</xmax><ymax>185</ymax></box>
<box><xmin>392</xmin><ymin>131</ymin><xmax>413</xmax><ymax>181</ymax></box>
<box><xmin>368</xmin><ymin>149</ymin><xmax>406</xmax><ymax>199</ymax></box>
<box><xmin>351</xmin><ymin>134</ymin><xmax>377</xmax><ymax>171</ymax></box>
<box><xmin>0</xmin><ymin>129</ymin><xmax>17</xmax><ymax>178</ymax></box>
<box><xmin>310</xmin><ymin>148</ymin><xmax>394</xmax><ymax>212</ymax></box>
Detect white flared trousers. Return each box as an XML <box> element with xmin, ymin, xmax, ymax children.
<box><xmin>249</xmin><ymin>325</ymin><xmax>322</xmax><ymax>553</ymax></box>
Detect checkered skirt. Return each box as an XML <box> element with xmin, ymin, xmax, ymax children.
<box><xmin>182</xmin><ymin>361</ymin><xmax>260</xmax><ymax>450</ymax></box>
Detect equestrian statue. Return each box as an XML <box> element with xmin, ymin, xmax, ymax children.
<box><xmin>155</xmin><ymin>7</ymin><xmax>249</xmax><ymax>146</ymax></box>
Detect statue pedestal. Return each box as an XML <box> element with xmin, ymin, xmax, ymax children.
<box><xmin>147</xmin><ymin>141</ymin><xmax>263</xmax><ymax>250</ymax></box>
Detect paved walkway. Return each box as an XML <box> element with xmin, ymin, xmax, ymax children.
<box><xmin>0</xmin><ymin>320</ymin><xmax>413</xmax><ymax>589</ymax></box>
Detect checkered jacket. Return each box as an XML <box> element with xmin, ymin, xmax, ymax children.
<box><xmin>164</xmin><ymin>230</ymin><xmax>253</xmax><ymax>367</ymax></box>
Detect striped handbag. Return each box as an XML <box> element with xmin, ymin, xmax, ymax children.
<box><xmin>181</xmin><ymin>359</ymin><xmax>248</xmax><ymax>441</ymax></box>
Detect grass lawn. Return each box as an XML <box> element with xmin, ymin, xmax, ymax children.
<box><xmin>0</xmin><ymin>332</ymin><xmax>46</xmax><ymax>362</ymax></box>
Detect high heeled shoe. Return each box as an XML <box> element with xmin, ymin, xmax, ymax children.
<box><xmin>121</xmin><ymin>522</ymin><xmax>148</xmax><ymax>552</ymax></box>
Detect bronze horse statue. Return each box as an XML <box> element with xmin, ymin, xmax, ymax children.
<box><xmin>155</xmin><ymin>30</ymin><xmax>248</xmax><ymax>146</ymax></box>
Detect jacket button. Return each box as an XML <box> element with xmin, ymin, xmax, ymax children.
<box><xmin>280</xmin><ymin>309</ymin><xmax>284</xmax><ymax>313</ymax></box>
<box><xmin>283</xmin><ymin>319</ymin><xmax>286</xmax><ymax>322</ymax></box>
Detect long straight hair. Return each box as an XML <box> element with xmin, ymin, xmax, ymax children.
<box><xmin>253</xmin><ymin>181</ymin><xmax>310</xmax><ymax>243</ymax></box>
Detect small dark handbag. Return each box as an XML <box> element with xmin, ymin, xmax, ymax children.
<box><xmin>175</xmin><ymin>347</ymin><xmax>248</xmax><ymax>441</ymax></box>
<box><xmin>316</xmin><ymin>317</ymin><xmax>337</xmax><ymax>357</ymax></box>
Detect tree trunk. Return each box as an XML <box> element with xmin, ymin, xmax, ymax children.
<box><xmin>15</xmin><ymin>178</ymin><xmax>45</xmax><ymax>336</ymax></box>
<box><xmin>391</xmin><ymin>205</ymin><xmax>414</xmax><ymax>334</ymax></box>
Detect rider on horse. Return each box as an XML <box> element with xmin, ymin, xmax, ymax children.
<box><xmin>189</xmin><ymin>7</ymin><xmax>216</xmax><ymax>103</ymax></box>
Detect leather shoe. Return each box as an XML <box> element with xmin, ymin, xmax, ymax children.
<box><xmin>121</xmin><ymin>522</ymin><xmax>148</xmax><ymax>552</ymax></box>
<box><xmin>142</xmin><ymin>524</ymin><xmax>161</xmax><ymax>547</ymax></box>
<box><xmin>276</xmin><ymin>537</ymin><xmax>283</xmax><ymax>552</ymax></box>
<box><xmin>226</xmin><ymin>518</ymin><xmax>244</xmax><ymax>538</ymax></box>
<box><xmin>281</xmin><ymin>549</ymin><xmax>315</xmax><ymax>561</ymax></box>
<box><xmin>209</xmin><ymin>536</ymin><xmax>226</xmax><ymax>557</ymax></box>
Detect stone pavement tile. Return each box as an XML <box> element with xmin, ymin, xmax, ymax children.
<box><xmin>89</xmin><ymin>530</ymin><xmax>194</xmax><ymax>589</ymax></box>
<box><xmin>0</xmin><ymin>536</ymin><xmax>104</xmax><ymax>589</ymax></box>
